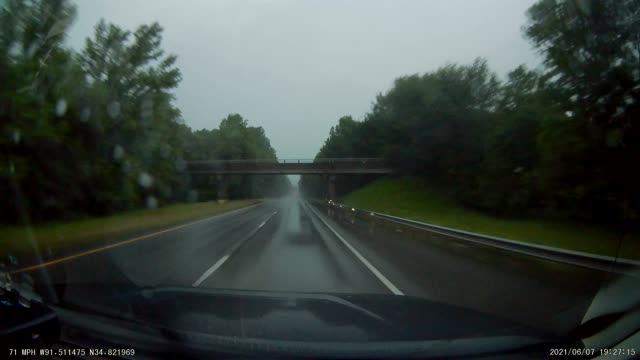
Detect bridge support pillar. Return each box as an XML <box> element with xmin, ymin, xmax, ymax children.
<box><xmin>217</xmin><ymin>174</ymin><xmax>229</xmax><ymax>203</ymax></box>
<box><xmin>327</xmin><ymin>175</ymin><xmax>336</xmax><ymax>201</ymax></box>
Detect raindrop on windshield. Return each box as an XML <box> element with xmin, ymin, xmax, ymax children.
<box><xmin>141</xmin><ymin>98</ymin><xmax>153</xmax><ymax>123</ymax></box>
<box><xmin>160</xmin><ymin>144</ymin><xmax>171</xmax><ymax>159</ymax></box>
<box><xmin>175</xmin><ymin>158</ymin><xmax>187</xmax><ymax>171</ymax></box>
<box><xmin>107</xmin><ymin>101</ymin><xmax>121</xmax><ymax>119</ymax></box>
<box><xmin>188</xmin><ymin>190</ymin><xmax>198</xmax><ymax>203</ymax></box>
<box><xmin>55</xmin><ymin>99</ymin><xmax>67</xmax><ymax>117</ymax></box>
<box><xmin>138</xmin><ymin>172</ymin><xmax>153</xmax><ymax>188</ymax></box>
<box><xmin>146</xmin><ymin>196</ymin><xmax>158</xmax><ymax>209</ymax></box>
<box><xmin>122</xmin><ymin>161</ymin><xmax>131</xmax><ymax>174</ymax></box>
<box><xmin>12</xmin><ymin>130</ymin><xmax>21</xmax><ymax>144</ymax></box>
<box><xmin>8</xmin><ymin>42</ymin><xmax>20</xmax><ymax>58</ymax></box>
<box><xmin>113</xmin><ymin>145</ymin><xmax>125</xmax><ymax>161</ymax></box>
<box><xmin>80</xmin><ymin>107</ymin><xmax>91</xmax><ymax>122</ymax></box>
<box><xmin>26</xmin><ymin>43</ymin><xmax>38</xmax><ymax>58</ymax></box>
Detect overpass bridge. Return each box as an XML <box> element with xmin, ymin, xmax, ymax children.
<box><xmin>185</xmin><ymin>158</ymin><xmax>393</xmax><ymax>175</ymax></box>
<box><xmin>184</xmin><ymin>158</ymin><xmax>393</xmax><ymax>200</ymax></box>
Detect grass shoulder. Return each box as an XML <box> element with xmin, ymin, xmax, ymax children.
<box><xmin>341</xmin><ymin>177</ymin><xmax>639</xmax><ymax>260</ymax></box>
<box><xmin>1</xmin><ymin>199</ymin><xmax>260</xmax><ymax>258</ymax></box>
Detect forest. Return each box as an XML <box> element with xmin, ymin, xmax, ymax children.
<box><xmin>301</xmin><ymin>0</ymin><xmax>639</xmax><ymax>231</ymax></box>
<box><xmin>1</xmin><ymin>0</ymin><xmax>290</xmax><ymax>224</ymax></box>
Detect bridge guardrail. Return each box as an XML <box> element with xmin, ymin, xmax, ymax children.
<box><xmin>186</xmin><ymin>158</ymin><xmax>385</xmax><ymax>164</ymax></box>
<box><xmin>308</xmin><ymin>199</ymin><xmax>640</xmax><ymax>276</ymax></box>
<box><xmin>185</xmin><ymin>158</ymin><xmax>392</xmax><ymax>174</ymax></box>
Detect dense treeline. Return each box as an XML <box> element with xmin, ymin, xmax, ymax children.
<box><xmin>301</xmin><ymin>0</ymin><xmax>639</xmax><ymax>228</ymax></box>
<box><xmin>1</xmin><ymin>0</ymin><xmax>289</xmax><ymax>224</ymax></box>
<box><xmin>179</xmin><ymin>114</ymin><xmax>291</xmax><ymax>201</ymax></box>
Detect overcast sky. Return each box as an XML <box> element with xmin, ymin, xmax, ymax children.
<box><xmin>67</xmin><ymin>0</ymin><xmax>540</xmax><ymax>161</ymax></box>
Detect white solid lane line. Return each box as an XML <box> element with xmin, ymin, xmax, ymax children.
<box><xmin>192</xmin><ymin>255</ymin><xmax>230</xmax><ymax>287</ymax></box>
<box><xmin>192</xmin><ymin>210</ymin><xmax>278</xmax><ymax>287</ymax></box>
<box><xmin>304</xmin><ymin>202</ymin><xmax>404</xmax><ymax>296</ymax></box>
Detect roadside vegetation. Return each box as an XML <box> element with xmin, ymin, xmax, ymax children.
<box><xmin>1</xmin><ymin>0</ymin><xmax>290</xmax><ymax>228</ymax></box>
<box><xmin>341</xmin><ymin>178</ymin><xmax>639</xmax><ymax>259</ymax></box>
<box><xmin>302</xmin><ymin>0</ymin><xmax>639</xmax><ymax>256</ymax></box>
<box><xmin>2</xmin><ymin>199</ymin><xmax>259</xmax><ymax>258</ymax></box>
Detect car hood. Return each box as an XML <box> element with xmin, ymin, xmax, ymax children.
<box><xmin>58</xmin><ymin>285</ymin><xmax>553</xmax><ymax>342</ymax></box>
<box><xmin>51</xmin><ymin>285</ymin><xmax>581</xmax><ymax>358</ymax></box>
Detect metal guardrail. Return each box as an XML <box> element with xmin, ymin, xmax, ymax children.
<box><xmin>313</xmin><ymin>200</ymin><xmax>640</xmax><ymax>276</ymax></box>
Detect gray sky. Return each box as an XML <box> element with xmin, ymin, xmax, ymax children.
<box><xmin>67</xmin><ymin>0</ymin><xmax>540</xmax><ymax>161</ymax></box>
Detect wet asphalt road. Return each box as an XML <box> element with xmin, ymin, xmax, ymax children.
<box><xmin>53</xmin><ymin>196</ymin><xmax>388</xmax><ymax>294</ymax></box>
<box><xmin>36</xmin><ymin>195</ymin><xmax>611</xmax><ymax>334</ymax></box>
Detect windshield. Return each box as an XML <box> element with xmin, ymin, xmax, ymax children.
<box><xmin>2</xmin><ymin>0</ymin><xmax>639</xmax><ymax>357</ymax></box>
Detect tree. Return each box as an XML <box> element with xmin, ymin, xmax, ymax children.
<box><xmin>364</xmin><ymin>59</ymin><xmax>500</xmax><ymax>202</ymax></box>
<box><xmin>1</xmin><ymin>0</ymin><xmax>81</xmax><ymax>221</ymax></box>
<box><xmin>526</xmin><ymin>0</ymin><xmax>639</xmax><ymax>128</ymax></box>
<box><xmin>302</xmin><ymin>0</ymin><xmax>640</xmax><ymax>232</ymax></box>
<box><xmin>2</xmin><ymin>1</ymin><xmax>287</xmax><ymax>224</ymax></box>
<box><xmin>477</xmin><ymin>66</ymin><xmax>559</xmax><ymax>214</ymax></box>
<box><xmin>525</xmin><ymin>0</ymin><xmax>640</xmax><ymax>223</ymax></box>
<box><xmin>77</xmin><ymin>20</ymin><xmax>183</xmax><ymax>210</ymax></box>
<box><xmin>184</xmin><ymin>114</ymin><xmax>291</xmax><ymax>200</ymax></box>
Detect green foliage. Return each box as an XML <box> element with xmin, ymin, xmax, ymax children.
<box><xmin>184</xmin><ymin>114</ymin><xmax>291</xmax><ymax>200</ymax></box>
<box><xmin>303</xmin><ymin>0</ymin><xmax>639</xmax><ymax>230</ymax></box>
<box><xmin>526</xmin><ymin>0</ymin><xmax>639</xmax><ymax>128</ymax></box>
<box><xmin>341</xmin><ymin>177</ymin><xmax>634</xmax><ymax>258</ymax></box>
<box><xmin>524</xmin><ymin>0</ymin><xmax>640</xmax><ymax>224</ymax></box>
<box><xmin>475</xmin><ymin>66</ymin><xmax>550</xmax><ymax>213</ymax></box>
<box><xmin>1</xmin><ymin>0</ymin><xmax>289</xmax><ymax>224</ymax></box>
<box><xmin>302</xmin><ymin>58</ymin><xmax>501</xmax><ymax>202</ymax></box>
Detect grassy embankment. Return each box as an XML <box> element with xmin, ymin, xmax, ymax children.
<box><xmin>1</xmin><ymin>199</ymin><xmax>259</xmax><ymax>258</ymax></box>
<box><xmin>341</xmin><ymin>177</ymin><xmax>639</xmax><ymax>260</ymax></box>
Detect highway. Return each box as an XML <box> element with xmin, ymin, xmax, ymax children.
<box><xmin>38</xmin><ymin>194</ymin><xmax>610</xmax><ymax>335</ymax></box>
